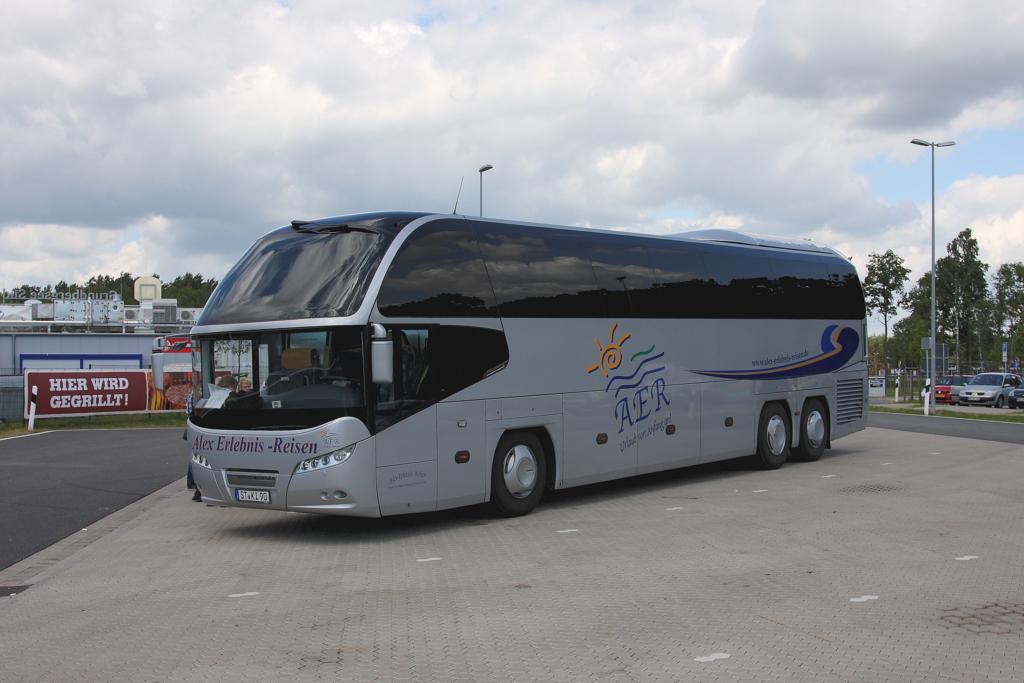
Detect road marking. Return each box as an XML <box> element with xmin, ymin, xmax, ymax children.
<box><xmin>752</xmin><ymin>489</ymin><xmax>768</xmax><ymax>493</ymax></box>
<box><xmin>0</xmin><ymin>431</ymin><xmax>53</xmax><ymax>442</ymax></box>
<box><xmin>822</xmin><ymin>475</ymin><xmax>837</xmax><ymax>478</ymax></box>
<box><xmin>665</xmin><ymin>506</ymin><xmax>684</xmax><ymax>511</ymax></box>
<box><xmin>955</xmin><ymin>555</ymin><xmax>979</xmax><ymax>561</ymax></box>
<box><xmin>881</xmin><ymin>462</ymin><xmax>893</xmax><ymax>466</ymax></box>
<box><xmin>929</xmin><ymin>452</ymin><xmax>942</xmax><ymax>455</ymax></box>
<box><xmin>416</xmin><ymin>557</ymin><xmax>442</xmax><ymax>562</ymax></box>
<box><xmin>849</xmin><ymin>595</ymin><xmax>878</xmax><ymax>603</ymax></box>
<box><xmin>228</xmin><ymin>591</ymin><xmax>259</xmax><ymax>598</ymax></box>
<box><xmin>555</xmin><ymin>528</ymin><xmax>578</xmax><ymax>533</ymax></box>
<box><xmin>694</xmin><ymin>652</ymin><xmax>730</xmax><ymax>662</ymax></box>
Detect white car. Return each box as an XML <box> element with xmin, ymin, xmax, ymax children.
<box><xmin>958</xmin><ymin>373</ymin><xmax>1022</xmax><ymax>408</ymax></box>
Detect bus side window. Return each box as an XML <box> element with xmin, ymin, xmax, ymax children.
<box><xmin>822</xmin><ymin>258</ymin><xmax>866</xmax><ymax>320</ymax></box>
<box><xmin>476</xmin><ymin>225</ymin><xmax>605</xmax><ymax>317</ymax></box>
<box><xmin>699</xmin><ymin>245</ymin><xmax>780</xmax><ymax>318</ymax></box>
<box><xmin>374</xmin><ymin>326</ymin><xmax>509</xmax><ymax>432</ymax></box>
<box><xmin>377</xmin><ymin>220</ymin><xmax>498</xmax><ymax>317</ymax></box>
<box><xmin>375</xmin><ymin>328</ymin><xmax>432</xmax><ymax>431</ymax></box>
<box><xmin>638</xmin><ymin>246</ymin><xmax>709</xmax><ymax>317</ymax></box>
<box><xmin>588</xmin><ymin>236</ymin><xmax>654</xmax><ymax>317</ymax></box>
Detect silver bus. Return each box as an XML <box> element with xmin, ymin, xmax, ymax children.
<box><xmin>187</xmin><ymin>212</ymin><xmax>867</xmax><ymax>517</ymax></box>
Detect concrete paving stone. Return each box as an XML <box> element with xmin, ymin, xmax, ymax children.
<box><xmin>1</xmin><ymin>428</ymin><xmax>1023</xmax><ymax>680</ymax></box>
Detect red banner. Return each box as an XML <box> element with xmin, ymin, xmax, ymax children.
<box><xmin>24</xmin><ymin>370</ymin><xmax>150</xmax><ymax>419</ymax></box>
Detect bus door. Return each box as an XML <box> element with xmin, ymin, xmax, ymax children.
<box><xmin>373</xmin><ymin>328</ymin><xmax>438</xmax><ymax>515</ymax></box>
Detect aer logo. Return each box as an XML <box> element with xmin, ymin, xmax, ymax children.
<box><xmin>586</xmin><ymin>322</ymin><xmax>671</xmax><ymax>434</ymax></box>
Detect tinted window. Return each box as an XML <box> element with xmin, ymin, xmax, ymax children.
<box><xmin>374</xmin><ymin>325</ymin><xmax>508</xmax><ymax>430</ymax></box>
<box><xmin>772</xmin><ymin>251</ymin><xmax>833</xmax><ymax>319</ymax></box>
<box><xmin>699</xmin><ymin>245</ymin><xmax>779</xmax><ymax>317</ymax></box>
<box><xmin>821</xmin><ymin>257</ymin><xmax>866</xmax><ymax>320</ymax></box>
<box><xmin>199</xmin><ymin>228</ymin><xmax>393</xmax><ymax>325</ymax></box>
<box><xmin>634</xmin><ymin>244</ymin><xmax>709</xmax><ymax>317</ymax></box>
<box><xmin>476</xmin><ymin>225</ymin><xmax>605</xmax><ymax>317</ymax></box>
<box><xmin>377</xmin><ymin>220</ymin><xmax>498</xmax><ymax>317</ymax></box>
<box><xmin>588</xmin><ymin>235</ymin><xmax>655</xmax><ymax>317</ymax></box>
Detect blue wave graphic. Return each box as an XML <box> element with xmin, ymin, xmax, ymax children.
<box><xmin>693</xmin><ymin>326</ymin><xmax>859</xmax><ymax>380</ymax></box>
<box><xmin>614</xmin><ymin>366</ymin><xmax>666</xmax><ymax>397</ymax></box>
<box><xmin>605</xmin><ymin>352</ymin><xmax>665</xmax><ymax>393</ymax></box>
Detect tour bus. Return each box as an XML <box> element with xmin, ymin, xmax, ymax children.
<box><xmin>187</xmin><ymin>211</ymin><xmax>867</xmax><ymax>517</ymax></box>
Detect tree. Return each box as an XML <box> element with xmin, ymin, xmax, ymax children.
<box><xmin>863</xmin><ymin>249</ymin><xmax>910</xmax><ymax>375</ymax></box>
<box><xmin>992</xmin><ymin>262</ymin><xmax>1024</xmax><ymax>369</ymax></box>
<box><xmin>162</xmin><ymin>272</ymin><xmax>219</xmax><ymax>307</ymax></box>
<box><xmin>935</xmin><ymin>228</ymin><xmax>988</xmax><ymax>372</ymax></box>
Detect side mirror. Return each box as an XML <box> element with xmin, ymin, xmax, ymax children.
<box><xmin>370</xmin><ymin>323</ymin><xmax>393</xmax><ymax>384</ymax></box>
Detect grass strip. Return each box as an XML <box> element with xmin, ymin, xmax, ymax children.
<box><xmin>870</xmin><ymin>404</ymin><xmax>1024</xmax><ymax>424</ymax></box>
<box><xmin>0</xmin><ymin>412</ymin><xmax>186</xmax><ymax>439</ymax></box>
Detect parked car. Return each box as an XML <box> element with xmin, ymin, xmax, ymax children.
<box><xmin>957</xmin><ymin>373</ymin><xmax>1022</xmax><ymax>408</ymax></box>
<box><xmin>1009</xmin><ymin>387</ymin><xmax>1024</xmax><ymax>409</ymax></box>
<box><xmin>934</xmin><ymin>375</ymin><xmax>972</xmax><ymax>404</ymax></box>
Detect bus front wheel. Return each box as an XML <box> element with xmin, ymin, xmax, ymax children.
<box><xmin>755</xmin><ymin>403</ymin><xmax>790</xmax><ymax>470</ymax></box>
<box><xmin>490</xmin><ymin>431</ymin><xmax>547</xmax><ymax>517</ymax></box>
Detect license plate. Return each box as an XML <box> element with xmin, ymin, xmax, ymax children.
<box><xmin>235</xmin><ymin>489</ymin><xmax>271</xmax><ymax>504</ymax></box>
<box><xmin>966</xmin><ymin>397</ymin><xmax>980</xmax><ymax>401</ymax></box>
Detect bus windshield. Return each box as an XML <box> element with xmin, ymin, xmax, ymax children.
<box><xmin>197</xmin><ymin>227</ymin><xmax>394</xmax><ymax>325</ymax></box>
<box><xmin>190</xmin><ymin>326</ymin><xmax>366</xmax><ymax>430</ymax></box>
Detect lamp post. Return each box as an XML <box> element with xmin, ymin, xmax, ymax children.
<box><xmin>478</xmin><ymin>164</ymin><xmax>493</xmax><ymax>217</ymax></box>
<box><xmin>910</xmin><ymin>138</ymin><xmax>955</xmax><ymax>416</ymax></box>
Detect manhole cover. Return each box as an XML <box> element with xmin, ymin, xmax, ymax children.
<box><xmin>940</xmin><ymin>603</ymin><xmax>1024</xmax><ymax>634</ymax></box>
<box><xmin>838</xmin><ymin>484</ymin><xmax>903</xmax><ymax>494</ymax></box>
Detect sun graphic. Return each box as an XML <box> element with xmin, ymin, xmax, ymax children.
<box><xmin>586</xmin><ymin>321</ymin><xmax>631</xmax><ymax>377</ymax></box>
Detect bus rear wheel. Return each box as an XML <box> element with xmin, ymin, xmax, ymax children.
<box><xmin>490</xmin><ymin>431</ymin><xmax>547</xmax><ymax>517</ymax></box>
<box><xmin>793</xmin><ymin>398</ymin><xmax>828</xmax><ymax>462</ymax></box>
<box><xmin>755</xmin><ymin>403</ymin><xmax>790</xmax><ymax>470</ymax></box>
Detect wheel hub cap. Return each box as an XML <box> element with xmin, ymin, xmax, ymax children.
<box><xmin>766</xmin><ymin>415</ymin><xmax>787</xmax><ymax>456</ymax></box>
<box><xmin>503</xmin><ymin>445</ymin><xmax>537</xmax><ymax>499</ymax></box>
<box><xmin>806</xmin><ymin>410</ymin><xmax>825</xmax><ymax>449</ymax></box>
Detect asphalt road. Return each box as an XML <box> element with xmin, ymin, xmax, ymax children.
<box><xmin>868</xmin><ymin>410</ymin><xmax>1024</xmax><ymax>444</ymax></box>
<box><xmin>0</xmin><ymin>428</ymin><xmax>186</xmax><ymax>570</ymax></box>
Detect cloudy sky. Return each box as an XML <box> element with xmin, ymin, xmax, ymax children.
<box><xmin>2</xmin><ymin>0</ymin><xmax>1023</xmax><ymax>324</ymax></box>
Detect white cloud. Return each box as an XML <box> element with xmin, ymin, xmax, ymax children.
<box><xmin>0</xmin><ymin>0</ymin><xmax>1022</xmax><ymax>299</ymax></box>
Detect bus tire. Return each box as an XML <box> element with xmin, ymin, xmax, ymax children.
<box><xmin>755</xmin><ymin>403</ymin><xmax>790</xmax><ymax>470</ymax></box>
<box><xmin>490</xmin><ymin>431</ymin><xmax>547</xmax><ymax>517</ymax></box>
<box><xmin>794</xmin><ymin>398</ymin><xmax>828</xmax><ymax>462</ymax></box>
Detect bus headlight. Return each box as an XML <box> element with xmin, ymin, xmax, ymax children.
<box><xmin>294</xmin><ymin>445</ymin><xmax>354</xmax><ymax>474</ymax></box>
<box><xmin>191</xmin><ymin>452</ymin><xmax>212</xmax><ymax>470</ymax></box>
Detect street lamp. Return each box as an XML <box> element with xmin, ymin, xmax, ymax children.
<box><xmin>910</xmin><ymin>138</ymin><xmax>955</xmax><ymax>416</ymax></box>
<box><xmin>478</xmin><ymin>164</ymin><xmax>493</xmax><ymax>217</ymax></box>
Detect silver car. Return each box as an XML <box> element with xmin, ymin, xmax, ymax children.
<box><xmin>958</xmin><ymin>372</ymin><xmax>1022</xmax><ymax>408</ymax></box>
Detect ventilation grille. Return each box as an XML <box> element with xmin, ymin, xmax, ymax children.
<box><xmin>226</xmin><ymin>473</ymin><xmax>277</xmax><ymax>488</ymax></box>
<box><xmin>836</xmin><ymin>378</ymin><xmax>865</xmax><ymax>424</ymax></box>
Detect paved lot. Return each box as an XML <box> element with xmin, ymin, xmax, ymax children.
<box><xmin>1</xmin><ymin>427</ymin><xmax>1023</xmax><ymax>681</ymax></box>
<box><xmin>0</xmin><ymin>428</ymin><xmax>185</xmax><ymax>570</ymax></box>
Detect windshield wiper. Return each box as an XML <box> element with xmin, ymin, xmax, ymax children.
<box><xmin>291</xmin><ymin>220</ymin><xmax>377</xmax><ymax>235</ymax></box>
